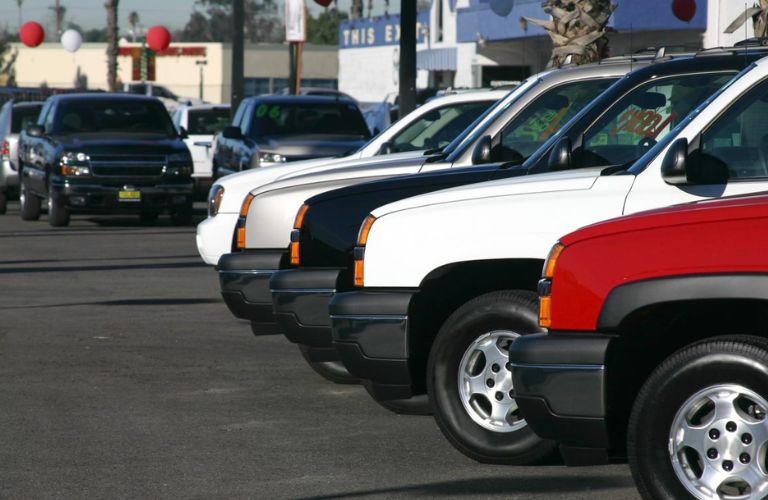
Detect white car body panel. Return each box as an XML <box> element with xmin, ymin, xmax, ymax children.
<box><xmin>361</xmin><ymin>57</ymin><xmax>768</xmax><ymax>287</ymax></box>
<box><xmin>194</xmin><ymin>91</ymin><xmax>507</xmax><ymax>265</ymax></box>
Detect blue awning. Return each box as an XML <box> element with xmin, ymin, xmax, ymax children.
<box><xmin>417</xmin><ymin>47</ymin><xmax>457</xmax><ymax>71</ymax></box>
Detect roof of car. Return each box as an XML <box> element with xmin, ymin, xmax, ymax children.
<box><xmin>243</xmin><ymin>95</ymin><xmax>359</xmax><ymax>105</ymax></box>
<box><xmin>49</xmin><ymin>93</ymin><xmax>164</xmax><ymax>103</ymax></box>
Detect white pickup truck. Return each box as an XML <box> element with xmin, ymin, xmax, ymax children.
<box><xmin>330</xmin><ymin>54</ymin><xmax>768</xmax><ymax>465</ymax></box>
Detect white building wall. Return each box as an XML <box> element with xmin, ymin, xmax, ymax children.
<box><xmin>703</xmin><ymin>0</ymin><xmax>756</xmax><ymax>48</ymax></box>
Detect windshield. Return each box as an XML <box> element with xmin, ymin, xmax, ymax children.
<box><xmin>628</xmin><ymin>64</ymin><xmax>756</xmax><ymax>175</ymax></box>
<box><xmin>579</xmin><ymin>72</ymin><xmax>734</xmax><ymax>167</ymax></box>
<box><xmin>249</xmin><ymin>101</ymin><xmax>370</xmax><ymax>138</ymax></box>
<box><xmin>11</xmin><ymin>104</ymin><xmax>42</xmax><ymax>133</ymax></box>
<box><xmin>389</xmin><ymin>100</ymin><xmax>495</xmax><ymax>153</ymax></box>
<box><xmin>187</xmin><ymin>108</ymin><xmax>230</xmax><ymax>135</ymax></box>
<box><xmin>53</xmin><ymin>99</ymin><xmax>176</xmax><ymax>136</ymax></box>
<box><xmin>444</xmin><ymin>76</ymin><xmax>541</xmax><ymax>160</ymax></box>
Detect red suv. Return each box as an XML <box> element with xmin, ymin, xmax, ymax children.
<box><xmin>509</xmin><ymin>194</ymin><xmax>768</xmax><ymax>500</ymax></box>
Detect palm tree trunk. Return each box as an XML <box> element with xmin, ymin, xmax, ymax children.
<box><xmin>525</xmin><ymin>0</ymin><xmax>616</xmax><ymax>67</ymax></box>
<box><xmin>105</xmin><ymin>0</ymin><xmax>120</xmax><ymax>92</ymax></box>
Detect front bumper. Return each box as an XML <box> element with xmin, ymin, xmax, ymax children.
<box><xmin>218</xmin><ymin>250</ymin><xmax>287</xmax><ymax>333</ymax></box>
<box><xmin>510</xmin><ymin>331</ymin><xmax>612</xmax><ymax>465</ymax></box>
<box><xmin>196</xmin><ymin>213</ymin><xmax>239</xmax><ymax>265</ymax></box>
<box><xmin>50</xmin><ymin>180</ymin><xmax>193</xmax><ymax>213</ymax></box>
<box><xmin>270</xmin><ymin>268</ymin><xmax>342</xmax><ymax>362</ymax></box>
<box><xmin>329</xmin><ymin>289</ymin><xmax>417</xmax><ymax>400</ymax></box>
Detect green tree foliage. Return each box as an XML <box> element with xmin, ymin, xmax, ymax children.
<box><xmin>307</xmin><ymin>9</ymin><xmax>347</xmax><ymax>45</ymax></box>
<box><xmin>179</xmin><ymin>0</ymin><xmax>285</xmax><ymax>43</ymax></box>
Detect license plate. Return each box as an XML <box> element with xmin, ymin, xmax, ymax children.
<box><xmin>118</xmin><ymin>190</ymin><xmax>141</xmax><ymax>202</ymax></box>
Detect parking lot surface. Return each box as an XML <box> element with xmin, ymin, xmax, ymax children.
<box><xmin>0</xmin><ymin>203</ymin><xmax>639</xmax><ymax>499</ymax></box>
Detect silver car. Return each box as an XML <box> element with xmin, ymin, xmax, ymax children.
<box><xmin>0</xmin><ymin>100</ymin><xmax>43</xmax><ymax>214</ymax></box>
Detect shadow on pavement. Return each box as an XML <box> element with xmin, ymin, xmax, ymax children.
<box><xmin>0</xmin><ymin>261</ymin><xmax>206</xmax><ymax>274</ymax></box>
<box><xmin>0</xmin><ymin>298</ymin><xmax>221</xmax><ymax>310</ymax></box>
<box><xmin>297</xmin><ymin>474</ymin><xmax>635</xmax><ymax>499</ymax></box>
<box><xmin>0</xmin><ymin>255</ymin><xmax>201</xmax><ymax>266</ymax></box>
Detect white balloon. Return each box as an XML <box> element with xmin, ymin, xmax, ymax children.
<box><xmin>61</xmin><ymin>29</ymin><xmax>82</xmax><ymax>53</ymax></box>
<box><xmin>490</xmin><ymin>0</ymin><xmax>514</xmax><ymax>17</ymax></box>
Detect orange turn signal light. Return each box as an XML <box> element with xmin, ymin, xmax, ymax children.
<box><xmin>354</xmin><ymin>258</ymin><xmax>365</xmax><ymax>287</ymax></box>
<box><xmin>293</xmin><ymin>204</ymin><xmax>310</xmax><ymax>229</ymax></box>
<box><xmin>236</xmin><ymin>227</ymin><xmax>246</xmax><ymax>249</ymax></box>
<box><xmin>543</xmin><ymin>242</ymin><xmax>565</xmax><ymax>279</ymax></box>
<box><xmin>239</xmin><ymin>193</ymin><xmax>255</xmax><ymax>217</ymax></box>
<box><xmin>539</xmin><ymin>296</ymin><xmax>552</xmax><ymax>328</ymax></box>
<box><xmin>357</xmin><ymin>215</ymin><xmax>377</xmax><ymax>246</ymax></box>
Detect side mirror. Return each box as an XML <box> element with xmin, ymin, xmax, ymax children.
<box><xmin>378</xmin><ymin>141</ymin><xmax>396</xmax><ymax>155</ymax></box>
<box><xmin>26</xmin><ymin>124</ymin><xmax>44</xmax><ymax>137</ymax></box>
<box><xmin>547</xmin><ymin>137</ymin><xmax>572</xmax><ymax>171</ymax></box>
<box><xmin>178</xmin><ymin>126</ymin><xmax>189</xmax><ymax>139</ymax></box>
<box><xmin>471</xmin><ymin>135</ymin><xmax>493</xmax><ymax>164</ymax></box>
<box><xmin>222</xmin><ymin>126</ymin><xmax>243</xmax><ymax>140</ymax></box>
<box><xmin>660</xmin><ymin>138</ymin><xmax>689</xmax><ymax>185</ymax></box>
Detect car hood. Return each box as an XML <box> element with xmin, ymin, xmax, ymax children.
<box><xmin>257</xmin><ymin>135</ymin><xmax>368</xmax><ymax>159</ymax></box>
<box><xmin>56</xmin><ymin>134</ymin><xmax>187</xmax><ymax>155</ymax></box>
<box><xmin>372</xmin><ymin>167</ymin><xmax>606</xmax><ymax>218</ymax></box>
<box><xmin>562</xmin><ymin>192</ymin><xmax>768</xmax><ymax>247</ymax></box>
<box><xmin>213</xmin><ymin>150</ymin><xmax>424</xmax><ymax>214</ymax></box>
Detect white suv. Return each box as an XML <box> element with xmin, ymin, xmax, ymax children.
<box><xmin>330</xmin><ymin>56</ymin><xmax>768</xmax><ymax>465</ymax></box>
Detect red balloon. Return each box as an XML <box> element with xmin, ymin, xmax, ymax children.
<box><xmin>147</xmin><ymin>26</ymin><xmax>171</xmax><ymax>52</ymax></box>
<box><xmin>672</xmin><ymin>0</ymin><xmax>696</xmax><ymax>22</ymax></box>
<box><xmin>314</xmin><ymin>0</ymin><xmax>333</xmax><ymax>6</ymax></box>
<box><xmin>19</xmin><ymin>22</ymin><xmax>45</xmax><ymax>48</ymax></box>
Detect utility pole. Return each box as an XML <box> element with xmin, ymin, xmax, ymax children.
<box><xmin>231</xmin><ymin>0</ymin><xmax>245</xmax><ymax>118</ymax></box>
<box><xmin>50</xmin><ymin>0</ymin><xmax>64</xmax><ymax>37</ymax></box>
<box><xmin>196</xmin><ymin>60</ymin><xmax>208</xmax><ymax>101</ymax></box>
<box><xmin>398</xmin><ymin>0</ymin><xmax>417</xmax><ymax>119</ymax></box>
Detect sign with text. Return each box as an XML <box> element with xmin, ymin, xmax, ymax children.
<box><xmin>339</xmin><ymin>12</ymin><xmax>430</xmax><ymax>49</ymax></box>
<box><xmin>285</xmin><ymin>0</ymin><xmax>307</xmax><ymax>42</ymax></box>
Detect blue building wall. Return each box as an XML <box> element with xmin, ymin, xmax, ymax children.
<box><xmin>456</xmin><ymin>0</ymin><xmax>707</xmax><ymax>43</ymax></box>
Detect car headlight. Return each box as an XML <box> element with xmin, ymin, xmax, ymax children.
<box><xmin>60</xmin><ymin>152</ymin><xmax>91</xmax><ymax>176</ymax></box>
<box><xmin>353</xmin><ymin>214</ymin><xmax>377</xmax><ymax>287</ymax></box>
<box><xmin>165</xmin><ymin>153</ymin><xmax>193</xmax><ymax>176</ymax></box>
<box><xmin>208</xmin><ymin>184</ymin><xmax>225</xmax><ymax>216</ymax></box>
<box><xmin>257</xmin><ymin>151</ymin><xmax>286</xmax><ymax>166</ymax></box>
<box><xmin>538</xmin><ymin>242</ymin><xmax>566</xmax><ymax>328</ymax></box>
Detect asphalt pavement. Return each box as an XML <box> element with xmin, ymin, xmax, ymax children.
<box><xmin>0</xmin><ymin>202</ymin><xmax>640</xmax><ymax>499</ymax></box>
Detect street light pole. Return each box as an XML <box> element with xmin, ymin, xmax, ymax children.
<box><xmin>398</xmin><ymin>0</ymin><xmax>417</xmax><ymax>119</ymax></box>
<box><xmin>231</xmin><ymin>0</ymin><xmax>245</xmax><ymax>118</ymax></box>
<box><xmin>196</xmin><ymin>60</ymin><xmax>208</xmax><ymax>101</ymax></box>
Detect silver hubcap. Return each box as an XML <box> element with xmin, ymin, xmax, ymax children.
<box><xmin>457</xmin><ymin>330</ymin><xmax>526</xmax><ymax>433</ymax></box>
<box><xmin>669</xmin><ymin>384</ymin><xmax>768</xmax><ymax>499</ymax></box>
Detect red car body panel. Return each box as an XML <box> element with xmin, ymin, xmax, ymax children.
<box><xmin>549</xmin><ymin>193</ymin><xmax>768</xmax><ymax>331</ymax></box>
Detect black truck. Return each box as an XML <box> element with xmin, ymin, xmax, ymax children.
<box><xmin>18</xmin><ymin>93</ymin><xmax>194</xmax><ymax>227</ymax></box>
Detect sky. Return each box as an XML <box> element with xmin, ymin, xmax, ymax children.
<box><xmin>0</xmin><ymin>0</ymin><xmax>399</xmax><ymax>33</ymax></box>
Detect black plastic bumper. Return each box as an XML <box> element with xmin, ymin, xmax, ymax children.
<box><xmin>218</xmin><ymin>250</ymin><xmax>286</xmax><ymax>333</ymax></box>
<box><xmin>510</xmin><ymin>331</ymin><xmax>612</xmax><ymax>465</ymax></box>
<box><xmin>51</xmin><ymin>180</ymin><xmax>193</xmax><ymax>213</ymax></box>
<box><xmin>270</xmin><ymin>267</ymin><xmax>341</xmax><ymax>351</ymax></box>
<box><xmin>329</xmin><ymin>289</ymin><xmax>416</xmax><ymax>401</ymax></box>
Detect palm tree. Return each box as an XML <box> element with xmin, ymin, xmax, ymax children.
<box><xmin>724</xmin><ymin>1</ymin><xmax>768</xmax><ymax>38</ymax></box>
<box><xmin>15</xmin><ymin>0</ymin><xmax>23</xmax><ymax>28</ymax></box>
<box><xmin>524</xmin><ymin>0</ymin><xmax>616</xmax><ymax>67</ymax></box>
<box><xmin>105</xmin><ymin>0</ymin><xmax>119</xmax><ymax>92</ymax></box>
<box><xmin>350</xmin><ymin>0</ymin><xmax>362</xmax><ymax>19</ymax></box>
<box><xmin>128</xmin><ymin>10</ymin><xmax>140</xmax><ymax>42</ymax></box>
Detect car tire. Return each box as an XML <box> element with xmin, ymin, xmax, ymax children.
<box><xmin>171</xmin><ymin>204</ymin><xmax>193</xmax><ymax>226</ymax></box>
<box><xmin>628</xmin><ymin>336</ymin><xmax>768</xmax><ymax>500</ymax></box>
<box><xmin>298</xmin><ymin>345</ymin><xmax>358</xmax><ymax>385</ymax></box>
<box><xmin>0</xmin><ymin>190</ymin><xmax>7</xmax><ymax>215</ymax></box>
<box><xmin>47</xmin><ymin>187</ymin><xmax>70</xmax><ymax>227</ymax></box>
<box><xmin>139</xmin><ymin>211</ymin><xmax>159</xmax><ymax>224</ymax></box>
<box><xmin>19</xmin><ymin>180</ymin><xmax>41</xmax><ymax>221</ymax></box>
<box><xmin>428</xmin><ymin>290</ymin><xmax>557</xmax><ymax>465</ymax></box>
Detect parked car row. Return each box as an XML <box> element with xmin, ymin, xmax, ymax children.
<box><xmin>199</xmin><ymin>42</ymin><xmax>768</xmax><ymax>499</ymax></box>
<box><xmin>4</xmin><ymin>91</ymin><xmax>382</xmax><ymax>227</ymax></box>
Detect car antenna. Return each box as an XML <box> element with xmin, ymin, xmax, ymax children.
<box><xmin>629</xmin><ymin>24</ymin><xmax>633</xmax><ymax>71</ymax></box>
<box><xmin>745</xmin><ymin>3</ymin><xmax>749</xmax><ymax>66</ymax></box>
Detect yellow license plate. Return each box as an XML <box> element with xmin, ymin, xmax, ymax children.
<box><xmin>118</xmin><ymin>190</ymin><xmax>141</xmax><ymax>202</ymax></box>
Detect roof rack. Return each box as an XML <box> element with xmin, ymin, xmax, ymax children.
<box><xmin>696</xmin><ymin>39</ymin><xmax>768</xmax><ymax>57</ymax></box>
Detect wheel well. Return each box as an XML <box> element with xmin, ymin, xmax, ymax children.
<box><xmin>406</xmin><ymin>259</ymin><xmax>543</xmax><ymax>393</ymax></box>
<box><xmin>604</xmin><ymin>298</ymin><xmax>768</xmax><ymax>457</ymax></box>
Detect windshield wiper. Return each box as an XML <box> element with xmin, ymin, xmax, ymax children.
<box><xmin>423</xmin><ymin>146</ymin><xmax>444</xmax><ymax>156</ymax></box>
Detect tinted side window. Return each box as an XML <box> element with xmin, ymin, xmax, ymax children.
<box><xmin>11</xmin><ymin>105</ymin><xmax>43</xmax><ymax>133</ymax></box>
<box><xmin>700</xmin><ymin>79</ymin><xmax>768</xmax><ymax>179</ymax></box>
<box><xmin>390</xmin><ymin>101</ymin><xmax>493</xmax><ymax>153</ymax></box>
<box><xmin>583</xmin><ymin>73</ymin><xmax>733</xmax><ymax>167</ymax></box>
<box><xmin>187</xmin><ymin>108</ymin><xmax>231</xmax><ymax>135</ymax></box>
<box><xmin>499</xmin><ymin>78</ymin><xmax>616</xmax><ymax>160</ymax></box>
